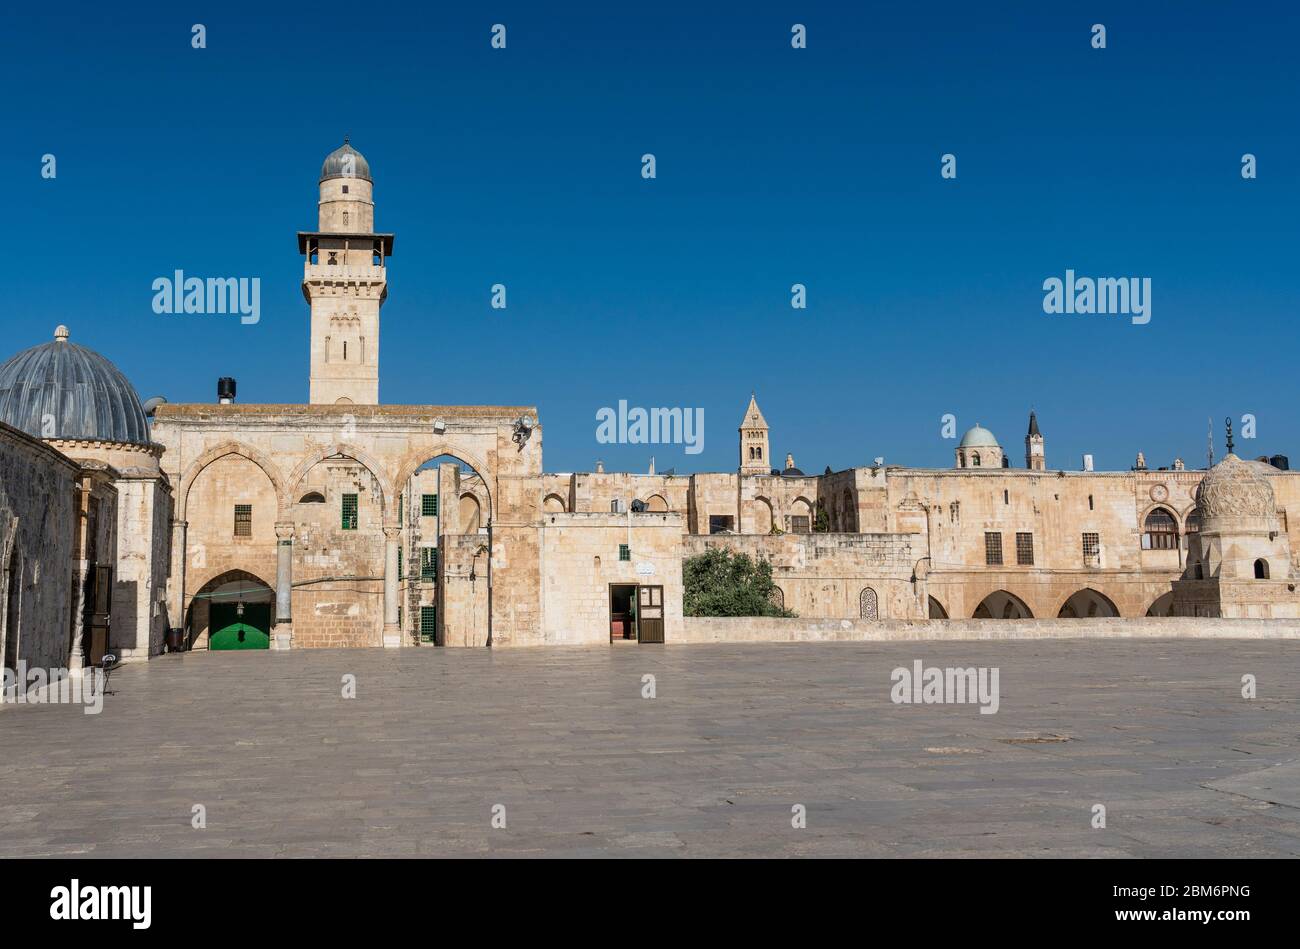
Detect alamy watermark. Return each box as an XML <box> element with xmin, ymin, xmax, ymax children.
<box><xmin>2</xmin><ymin>663</ymin><xmax>105</xmax><ymax>715</ymax></box>
<box><xmin>890</xmin><ymin>660</ymin><xmax>1000</xmax><ymax>714</ymax></box>
<box><xmin>1042</xmin><ymin>270</ymin><xmax>1150</xmax><ymax>325</ymax></box>
<box><xmin>596</xmin><ymin>400</ymin><xmax>704</xmax><ymax>455</ymax></box>
<box><xmin>152</xmin><ymin>270</ymin><xmax>260</xmax><ymax>325</ymax></box>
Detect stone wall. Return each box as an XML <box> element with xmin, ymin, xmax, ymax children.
<box><xmin>676</xmin><ymin>615</ymin><xmax>1300</xmax><ymax>643</ymax></box>
<box><xmin>684</xmin><ymin>531</ymin><xmax>920</xmax><ymax>619</ymax></box>
<box><xmin>0</xmin><ymin>422</ymin><xmax>80</xmax><ymax>673</ymax></box>
<box><xmin>111</xmin><ymin>477</ymin><xmax>172</xmax><ymax>659</ymax></box>
<box><xmin>540</xmin><ymin>512</ymin><xmax>684</xmax><ymax>645</ymax></box>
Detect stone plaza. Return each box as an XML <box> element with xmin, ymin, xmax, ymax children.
<box><xmin>1</xmin><ymin>638</ymin><xmax>1297</xmax><ymax>858</ymax></box>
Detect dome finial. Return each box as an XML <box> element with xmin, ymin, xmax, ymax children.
<box><xmin>54</xmin><ymin>324</ymin><xmax>69</xmax><ymax>341</ymax></box>
<box><xmin>1225</xmin><ymin>416</ymin><xmax>1235</xmax><ymax>456</ymax></box>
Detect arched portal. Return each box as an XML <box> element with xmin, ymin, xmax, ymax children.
<box><xmin>972</xmin><ymin>590</ymin><xmax>1033</xmax><ymax>619</ymax></box>
<box><xmin>928</xmin><ymin>595</ymin><xmax>949</xmax><ymax>619</ymax></box>
<box><xmin>1057</xmin><ymin>588</ymin><xmax>1120</xmax><ymax>618</ymax></box>
<box><xmin>645</xmin><ymin>494</ymin><xmax>669</xmax><ymax>513</ymax></box>
<box><xmin>398</xmin><ymin>453</ymin><xmax>492</xmax><ymax>648</ymax></box>
<box><xmin>187</xmin><ymin>570</ymin><xmax>274</xmax><ymax>651</ymax></box>
<box><xmin>788</xmin><ymin>497</ymin><xmax>813</xmax><ymax>533</ymax></box>
<box><xmin>543</xmin><ymin>493</ymin><xmax>567</xmax><ymax>513</ymax></box>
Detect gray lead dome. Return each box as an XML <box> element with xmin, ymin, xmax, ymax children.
<box><xmin>319</xmin><ymin>139</ymin><xmax>372</xmax><ymax>183</ymax></box>
<box><xmin>0</xmin><ymin>326</ymin><xmax>151</xmax><ymax>446</ymax></box>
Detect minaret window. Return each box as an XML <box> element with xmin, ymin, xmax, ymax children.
<box><xmin>342</xmin><ymin>185</ymin><xmax>349</xmax><ymax>194</ymax></box>
<box><xmin>343</xmin><ymin>212</ymin><xmax>349</xmax><ymax>225</ymax></box>
<box><xmin>343</xmin><ymin>341</ymin><xmax>347</xmax><ymax>361</ymax></box>
<box><xmin>327</xmin><ymin>252</ymin><xmax>337</xmax><ymax>265</ymax></box>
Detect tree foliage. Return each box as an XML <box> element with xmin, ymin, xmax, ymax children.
<box><xmin>683</xmin><ymin>547</ymin><xmax>795</xmax><ymax>617</ymax></box>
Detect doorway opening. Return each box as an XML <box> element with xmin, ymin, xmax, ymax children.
<box><xmin>609</xmin><ymin>584</ymin><xmax>637</xmax><ymax>642</ymax></box>
<box><xmin>188</xmin><ymin>571</ymin><xmax>274</xmax><ymax>651</ymax></box>
<box><xmin>607</xmin><ymin>584</ymin><xmax>665</xmax><ymax>643</ymax></box>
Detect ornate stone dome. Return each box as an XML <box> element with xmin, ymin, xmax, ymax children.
<box><xmin>1194</xmin><ymin>453</ymin><xmax>1276</xmax><ymax>519</ymax></box>
<box><xmin>0</xmin><ymin>325</ymin><xmax>151</xmax><ymax>446</ymax></box>
<box><xmin>319</xmin><ymin>139</ymin><xmax>371</xmax><ymax>183</ymax></box>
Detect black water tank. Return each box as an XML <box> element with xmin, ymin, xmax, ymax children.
<box><xmin>217</xmin><ymin>377</ymin><xmax>236</xmax><ymax>403</ymax></box>
<box><xmin>1270</xmin><ymin>454</ymin><xmax>1290</xmax><ymax>471</ymax></box>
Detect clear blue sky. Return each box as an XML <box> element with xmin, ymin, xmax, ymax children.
<box><xmin>3</xmin><ymin>1</ymin><xmax>1296</xmax><ymax>474</ymax></box>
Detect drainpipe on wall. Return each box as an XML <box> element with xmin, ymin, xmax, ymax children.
<box><xmin>486</xmin><ymin>516</ymin><xmax>493</xmax><ymax>647</ymax></box>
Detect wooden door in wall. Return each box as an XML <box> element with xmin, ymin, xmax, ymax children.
<box><xmin>637</xmin><ymin>585</ymin><xmax>664</xmax><ymax>643</ymax></box>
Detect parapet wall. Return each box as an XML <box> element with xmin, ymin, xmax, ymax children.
<box><xmin>676</xmin><ymin>615</ymin><xmax>1300</xmax><ymax>643</ymax></box>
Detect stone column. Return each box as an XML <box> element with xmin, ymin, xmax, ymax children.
<box><xmin>170</xmin><ymin>516</ymin><xmax>188</xmax><ymax>645</ymax></box>
<box><xmin>273</xmin><ymin>522</ymin><xmax>294</xmax><ymax>650</ymax></box>
<box><xmin>382</xmin><ymin>525</ymin><xmax>401</xmax><ymax>647</ymax></box>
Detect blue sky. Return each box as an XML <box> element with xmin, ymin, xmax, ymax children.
<box><xmin>3</xmin><ymin>1</ymin><xmax>1297</xmax><ymax>474</ymax></box>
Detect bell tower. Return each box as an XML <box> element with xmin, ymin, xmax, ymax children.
<box><xmin>1025</xmin><ymin>411</ymin><xmax>1045</xmax><ymax>470</ymax></box>
<box><xmin>738</xmin><ymin>393</ymin><xmax>771</xmax><ymax>475</ymax></box>
<box><xmin>300</xmin><ymin>139</ymin><xmax>394</xmax><ymax>405</ymax></box>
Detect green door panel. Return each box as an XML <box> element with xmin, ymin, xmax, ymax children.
<box><xmin>209</xmin><ymin>602</ymin><xmax>271</xmax><ymax>650</ymax></box>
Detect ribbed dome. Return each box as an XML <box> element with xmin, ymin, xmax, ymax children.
<box><xmin>320</xmin><ymin>139</ymin><xmax>371</xmax><ymax>183</ymax></box>
<box><xmin>1195</xmin><ymin>453</ymin><xmax>1276</xmax><ymax>520</ymax></box>
<box><xmin>958</xmin><ymin>424</ymin><xmax>999</xmax><ymax>448</ymax></box>
<box><xmin>0</xmin><ymin>326</ymin><xmax>151</xmax><ymax>446</ymax></box>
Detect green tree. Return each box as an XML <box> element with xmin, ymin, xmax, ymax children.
<box><xmin>683</xmin><ymin>547</ymin><xmax>795</xmax><ymax>617</ymax></box>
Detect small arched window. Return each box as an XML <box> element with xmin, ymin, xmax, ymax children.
<box><xmin>770</xmin><ymin>586</ymin><xmax>785</xmax><ymax>610</ymax></box>
<box><xmin>1255</xmin><ymin>559</ymin><xmax>1270</xmax><ymax>579</ymax></box>
<box><xmin>859</xmin><ymin>587</ymin><xmax>879</xmax><ymax>620</ymax></box>
<box><xmin>299</xmin><ymin>492</ymin><xmax>325</xmax><ymax>504</ymax></box>
<box><xmin>971</xmin><ymin>452</ymin><xmax>981</xmax><ymax>467</ymax></box>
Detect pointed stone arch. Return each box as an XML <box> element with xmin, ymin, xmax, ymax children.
<box><xmin>1145</xmin><ymin>591</ymin><xmax>1175</xmax><ymax>617</ymax></box>
<box><xmin>391</xmin><ymin>443</ymin><xmax>494</xmax><ymax>523</ymax></box>
<box><xmin>178</xmin><ymin>441</ymin><xmax>286</xmax><ymax>521</ymax></box>
<box><xmin>972</xmin><ymin>590</ymin><xmax>1033</xmax><ymax>619</ymax></box>
<box><xmin>1055</xmin><ymin>587</ymin><xmax>1120</xmax><ymax>618</ymax></box>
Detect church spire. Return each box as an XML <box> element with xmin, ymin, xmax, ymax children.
<box><xmin>1025</xmin><ymin>410</ymin><xmax>1045</xmax><ymax>470</ymax></box>
<box><xmin>738</xmin><ymin>392</ymin><xmax>771</xmax><ymax>474</ymax></box>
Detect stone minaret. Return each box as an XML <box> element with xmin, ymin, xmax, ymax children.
<box><xmin>739</xmin><ymin>393</ymin><xmax>770</xmax><ymax>474</ymax></box>
<box><xmin>301</xmin><ymin>139</ymin><xmax>394</xmax><ymax>405</ymax></box>
<box><xmin>1025</xmin><ymin>411</ymin><xmax>1045</xmax><ymax>470</ymax></box>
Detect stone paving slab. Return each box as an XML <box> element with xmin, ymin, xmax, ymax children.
<box><xmin>1</xmin><ymin>639</ymin><xmax>1297</xmax><ymax>857</ymax></box>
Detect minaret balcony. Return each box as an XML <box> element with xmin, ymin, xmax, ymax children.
<box><xmin>303</xmin><ymin>262</ymin><xmax>387</xmax><ymax>284</ymax></box>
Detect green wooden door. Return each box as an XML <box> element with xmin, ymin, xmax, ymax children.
<box><xmin>209</xmin><ymin>602</ymin><xmax>271</xmax><ymax>650</ymax></box>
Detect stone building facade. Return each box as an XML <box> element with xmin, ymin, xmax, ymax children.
<box><xmin>6</xmin><ymin>139</ymin><xmax>1300</xmax><ymax>664</ymax></box>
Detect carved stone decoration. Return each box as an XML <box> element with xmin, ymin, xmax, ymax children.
<box><xmin>1149</xmin><ymin>484</ymin><xmax>1169</xmax><ymax>503</ymax></box>
<box><xmin>859</xmin><ymin>586</ymin><xmax>879</xmax><ymax>620</ymax></box>
<box><xmin>769</xmin><ymin>586</ymin><xmax>784</xmax><ymax>611</ymax></box>
<box><xmin>1194</xmin><ymin>454</ymin><xmax>1276</xmax><ymax>519</ymax></box>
